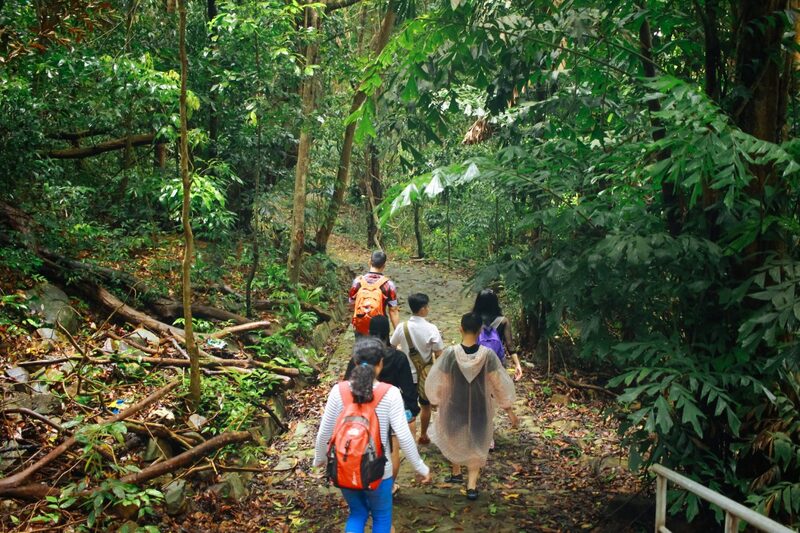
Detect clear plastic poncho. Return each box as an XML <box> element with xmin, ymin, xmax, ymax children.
<box><xmin>425</xmin><ymin>344</ymin><xmax>516</xmax><ymax>469</ymax></box>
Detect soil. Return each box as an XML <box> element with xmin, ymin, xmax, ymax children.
<box><xmin>174</xmin><ymin>234</ymin><xmax>652</xmax><ymax>533</ymax></box>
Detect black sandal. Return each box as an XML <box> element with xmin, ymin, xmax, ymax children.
<box><xmin>466</xmin><ymin>488</ymin><xmax>479</xmax><ymax>500</ymax></box>
<box><xmin>444</xmin><ymin>474</ymin><xmax>464</xmax><ymax>484</ymax></box>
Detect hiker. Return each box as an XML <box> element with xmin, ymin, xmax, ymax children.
<box><xmin>472</xmin><ymin>288</ymin><xmax>524</xmax><ymax>381</ymax></box>
<box><xmin>389</xmin><ymin>293</ymin><xmax>444</xmax><ymax>445</ymax></box>
<box><xmin>314</xmin><ymin>338</ymin><xmax>432</xmax><ymax>533</ymax></box>
<box><xmin>425</xmin><ymin>312</ymin><xmax>518</xmax><ymax>500</ymax></box>
<box><xmin>349</xmin><ymin>250</ymin><xmax>399</xmax><ymax>338</ymax></box>
<box><xmin>344</xmin><ymin>316</ymin><xmax>419</xmax><ymax>495</ymax></box>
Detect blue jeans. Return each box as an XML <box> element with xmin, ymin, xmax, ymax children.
<box><xmin>340</xmin><ymin>477</ymin><xmax>393</xmax><ymax>533</ymax></box>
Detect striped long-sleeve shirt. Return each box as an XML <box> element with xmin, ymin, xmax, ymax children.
<box><xmin>313</xmin><ymin>382</ymin><xmax>430</xmax><ymax>480</ymax></box>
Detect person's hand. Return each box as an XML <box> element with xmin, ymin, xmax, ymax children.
<box><xmin>514</xmin><ymin>363</ymin><xmax>523</xmax><ymax>382</ymax></box>
<box><xmin>417</xmin><ymin>471</ymin><xmax>433</xmax><ymax>484</ymax></box>
<box><xmin>509</xmin><ymin>411</ymin><xmax>519</xmax><ymax>428</ymax></box>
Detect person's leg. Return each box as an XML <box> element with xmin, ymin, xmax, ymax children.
<box><xmin>366</xmin><ymin>478</ymin><xmax>394</xmax><ymax>533</ymax></box>
<box><xmin>445</xmin><ymin>462</ymin><xmax>463</xmax><ymax>483</ymax></box>
<box><xmin>419</xmin><ymin>404</ymin><xmax>431</xmax><ymax>443</ymax></box>
<box><xmin>467</xmin><ymin>466</ymin><xmax>480</xmax><ymax>490</ymax></box>
<box><xmin>340</xmin><ymin>488</ymin><xmax>370</xmax><ymax>533</ymax></box>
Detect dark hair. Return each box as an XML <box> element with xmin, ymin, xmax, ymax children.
<box><xmin>368</xmin><ymin>315</ymin><xmax>390</xmax><ymax>344</ymax></box>
<box><xmin>349</xmin><ymin>337</ymin><xmax>385</xmax><ymax>403</ymax></box>
<box><xmin>408</xmin><ymin>293</ymin><xmax>429</xmax><ymax>314</ymax></box>
<box><xmin>370</xmin><ymin>250</ymin><xmax>387</xmax><ymax>269</ymax></box>
<box><xmin>461</xmin><ymin>312</ymin><xmax>482</xmax><ymax>334</ymax></box>
<box><xmin>472</xmin><ymin>289</ymin><xmax>502</xmax><ymax>326</ymax></box>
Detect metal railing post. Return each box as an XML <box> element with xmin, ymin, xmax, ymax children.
<box><xmin>655</xmin><ymin>473</ymin><xmax>667</xmax><ymax>533</ymax></box>
<box><xmin>725</xmin><ymin>512</ymin><xmax>740</xmax><ymax>533</ymax></box>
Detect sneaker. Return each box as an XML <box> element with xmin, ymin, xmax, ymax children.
<box><xmin>466</xmin><ymin>488</ymin><xmax>479</xmax><ymax>501</ymax></box>
<box><xmin>444</xmin><ymin>474</ymin><xmax>464</xmax><ymax>484</ymax></box>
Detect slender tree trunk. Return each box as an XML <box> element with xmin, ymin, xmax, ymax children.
<box><xmin>702</xmin><ymin>0</ymin><xmax>721</xmax><ymax>102</ymax></box>
<box><xmin>413</xmin><ymin>201</ymin><xmax>424</xmax><ymax>258</ymax></box>
<box><xmin>207</xmin><ymin>0</ymin><xmax>219</xmax><ymax>160</ymax></box>
<box><xmin>313</xmin><ymin>5</ymin><xmax>397</xmax><ymax>252</ymax></box>
<box><xmin>287</xmin><ymin>8</ymin><xmax>320</xmax><ymax>283</ymax></box>
<box><xmin>245</xmin><ymin>35</ymin><xmax>262</xmax><ymax>317</ymax></box>
<box><xmin>639</xmin><ymin>14</ymin><xmax>681</xmax><ymax>236</ymax></box>
<box><xmin>364</xmin><ymin>142</ymin><xmax>382</xmax><ymax>248</ymax></box>
<box><xmin>178</xmin><ymin>0</ymin><xmax>201</xmax><ymax>408</ymax></box>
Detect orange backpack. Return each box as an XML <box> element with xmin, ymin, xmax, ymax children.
<box><xmin>352</xmin><ymin>275</ymin><xmax>388</xmax><ymax>335</ymax></box>
<box><xmin>326</xmin><ymin>381</ymin><xmax>391</xmax><ymax>490</ymax></box>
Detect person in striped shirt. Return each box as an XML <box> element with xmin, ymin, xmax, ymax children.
<box><xmin>314</xmin><ymin>338</ymin><xmax>432</xmax><ymax>533</ymax></box>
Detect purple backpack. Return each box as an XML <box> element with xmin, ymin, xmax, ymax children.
<box><xmin>478</xmin><ymin>317</ymin><xmax>505</xmax><ymax>362</ymax></box>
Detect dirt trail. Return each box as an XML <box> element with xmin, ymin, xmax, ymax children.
<box><xmin>204</xmin><ymin>236</ymin><xmax>645</xmax><ymax>532</ymax></box>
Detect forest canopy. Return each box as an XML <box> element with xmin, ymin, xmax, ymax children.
<box><xmin>1</xmin><ymin>0</ymin><xmax>800</xmax><ymax>529</ymax></box>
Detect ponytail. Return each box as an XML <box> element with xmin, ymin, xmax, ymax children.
<box><xmin>350</xmin><ymin>337</ymin><xmax>385</xmax><ymax>403</ymax></box>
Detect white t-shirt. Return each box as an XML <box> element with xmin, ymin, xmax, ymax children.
<box><xmin>390</xmin><ymin>315</ymin><xmax>445</xmax><ymax>383</ymax></box>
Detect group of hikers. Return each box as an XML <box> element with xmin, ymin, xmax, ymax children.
<box><xmin>313</xmin><ymin>250</ymin><xmax>524</xmax><ymax>532</ymax></box>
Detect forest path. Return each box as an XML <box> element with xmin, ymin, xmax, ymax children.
<box><xmin>203</xmin><ymin>235</ymin><xmax>644</xmax><ymax>532</ymax></box>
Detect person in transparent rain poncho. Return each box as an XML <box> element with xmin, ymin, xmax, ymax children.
<box><xmin>425</xmin><ymin>312</ymin><xmax>518</xmax><ymax>500</ymax></box>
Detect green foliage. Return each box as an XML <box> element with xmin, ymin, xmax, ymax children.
<box><xmin>198</xmin><ymin>369</ymin><xmax>281</xmax><ymax>434</ymax></box>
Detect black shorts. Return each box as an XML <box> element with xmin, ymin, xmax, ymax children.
<box><xmin>418</xmin><ymin>396</ymin><xmax>430</xmax><ymax>407</ymax></box>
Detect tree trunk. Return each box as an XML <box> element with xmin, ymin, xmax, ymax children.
<box><xmin>313</xmin><ymin>5</ymin><xmax>397</xmax><ymax>252</ymax></box>
<box><xmin>734</xmin><ymin>0</ymin><xmax>791</xmax><ymax>258</ymax></box>
<box><xmin>207</xmin><ymin>0</ymin><xmax>219</xmax><ymax>160</ymax></box>
<box><xmin>413</xmin><ymin>201</ymin><xmax>424</xmax><ymax>258</ymax></box>
<box><xmin>178</xmin><ymin>0</ymin><xmax>202</xmax><ymax>409</ymax></box>
<box><xmin>639</xmin><ymin>15</ymin><xmax>681</xmax><ymax>236</ymax></box>
<box><xmin>365</xmin><ymin>142</ymin><xmax>382</xmax><ymax>249</ymax></box>
<box><xmin>245</xmin><ymin>34</ymin><xmax>262</xmax><ymax>316</ymax></box>
<box><xmin>287</xmin><ymin>7</ymin><xmax>320</xmax><ymax>283</ymax></box>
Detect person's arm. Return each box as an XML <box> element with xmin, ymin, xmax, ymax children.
<box><xmin>501</xmin><ymin>319</ymin><xmax>523</xmax><ymax>381</ymax></box>
<box><xmin>429</xmin><ymin>327</ymin><xmax>445</xmax><ymax>361</ymax></box>
<box><xmin>388</xmin><ymin>306</ymin><xmax>400</xmax><ymax>328</ymax></box>
<box><xmin>347</xmin><ymin>279</ymin><xmax>360</xmax><ymax>310</ymax></box>
<box><xmin>396</xmin><ymin>354</ymin><xmax>420</xmax><ymax>418</ymax></box>
<box><xmin>423</xmin><ymin>357</ymin><xmax>445</xmax><ymax>407</ymax></box>
<box><xmin>389</xmin><ymin>324</ymin><xmax>404</xmax><ymax>351</ymax></box>
<box><xmin>488</xmin><ymin>368</ymin><xmax>519</xmax><ymax>427</ymax></box>
<box><xmin>388</xmin><ymin>388</ymin><xmax>430</xmax><ymax>480</ymax></box>
<box><xmin>313</xmin><ymin>386</ymin><xmax>342</xmax><ymax>467</ymax></box>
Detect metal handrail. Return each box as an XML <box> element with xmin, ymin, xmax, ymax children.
<box><xmin>650</xmin><ymin>464</ymin><xmax>797</xmax><ymax>533</ymax></box>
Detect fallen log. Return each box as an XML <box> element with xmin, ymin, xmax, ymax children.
<box><xmin>553</xmin><ymin>373</ymin><xmax>617</xmax><ymax>398</ymax></box>
<box><xmin>205</xmin><ymin>320</ymin><xmax>270</xmax><ymax>339</ymax></box>
<box><xmin>0</xmin><ymin>380</ymin><xmax>179</xmax><ymax>495</ymax></box>
<box><xmin>4</xmin><ymin>430</ymin><xmax>254</xmax><ymax>501</ymax></box>
<box><xmin>47</xmin><ymin>133</ymin><xmax>165</xmax><ymax>159</ymax></box>
<box><xmin>118</xmin><ymin>430</ymin><xmax>253</xmax><ymax>485</ymax></box>
<box><xmin>14</xmin><ymin>353</ymin><xmax>298</xmax><ymax>378</ymax></box>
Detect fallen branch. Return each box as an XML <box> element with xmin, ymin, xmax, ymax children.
<box><xmin>123</xmin><ymin>420</ymin><xmax>196</xmax><ymax>450</ymax></box>
<box><xmin>47</xmin><ymin>133</ymin><xmax>165</xmax><ymax>159</ymax></box>
<box><xmin>205</xmin><ymin>320</ymin><xmax>270</xmax><ymax>339</ymax></box>
<box><xmin>106</xmin><ymin>330</ymin><xmax>160</xmax><ymax>355</ymax></box>
<box><xmin>119</xmin><ymin>430</ymin><xmax>253</xmax><ymax>485</ymax></box>
<box><xmin>0</xmin><ymin>380</ymin><xmax>180</xmax><ymax>495</ymax></box>
<box><xmin>1</xmin><ymin>408</ymin><xmax>64</xmax><ymax>433</ymax></box>
<box><xmin>553</xmin><ymin>373</ymin><xmax>617</xmax><ymax>398</ymax></box>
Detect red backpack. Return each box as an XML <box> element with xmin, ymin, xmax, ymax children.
<box><xmin>326</xmin><ymin>381</ymin><xmax>391</xmax><ymax>490</ymax></box>
<box><xmin>351</xmin><ymin>275</ymin><xmax>388</xmax><ymax>335</ymax></box>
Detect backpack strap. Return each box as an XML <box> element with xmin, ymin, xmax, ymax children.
<box><xmin>339</xmin><ymin>381</ymin><xmax>391</xmax><ymax>407</ymax></box>
<box><xmin>490</xmin><ymin>316</ymin><xmax>505</xmax><ymax>329</ymax></box>
<box><xmin>403</xmin><ymin>322</ymin><xmax>419</xmax><ymax>355</ymax></box>
<box><xmin>363</xmin><ymin>275</ymin><xmax>388</xmax><ymax>288</ymax></box>
<box><xmin>338</xmin><ymin>381</ymin><xmax>353</xmax><ymax>408</ymax></box>
<box><xmin>371</xmin><ymin>382</ymin><xmax>391</xmax><ymax>407</ymax></box>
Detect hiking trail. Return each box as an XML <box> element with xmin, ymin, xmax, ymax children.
<box><xmin>179</xmin><ymin>234</ymin><xmax>645</xmax><ymax>532</ymax></box>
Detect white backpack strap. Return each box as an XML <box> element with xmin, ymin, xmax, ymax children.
<box><xmin>490</xmin><ymin>316</ymin><xmax>505</xmax><ymax>329</ymax></box>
